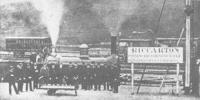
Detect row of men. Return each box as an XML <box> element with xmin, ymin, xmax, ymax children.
<box><xmin>40</xmin><ymin>62</ymin><xmax>121</xmax><ymax>92</ymax></box>
<box><xmin>4</xmin><ymin>63</ymin><xmax>40</xmax><ymax>95</ymax></box>
<box><xmin>4</xmin><ymin>62</ymin><xmax>121</xmax><ymax>95</ymax></box>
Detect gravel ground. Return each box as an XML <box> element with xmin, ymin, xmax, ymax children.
<box><xmin>0</xmin><ymin>83</ymin><xmax>199</xmax><ymax>100</ymax></box>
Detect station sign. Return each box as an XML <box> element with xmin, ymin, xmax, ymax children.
<box><xmin>128</xmin><ymin>47</ymin><xmax>183</xmax><ymax>63</ymax></box>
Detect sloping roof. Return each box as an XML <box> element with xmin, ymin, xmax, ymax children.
<box><xmin>6</xmin><ymin>37</ymin><xmax>49</xmax><ymax>39</ymax></box>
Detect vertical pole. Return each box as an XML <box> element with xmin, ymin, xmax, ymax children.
<box><xmin>176</xmin><ymin>64</ymin><xmax>180</xmax><ymax>95</ymax></box>
<box><xmin>131</xmin><ymin>63</ymin><xmax>134</xmax><ymax>95</ymax></box>
<box><xmin>192</xmin><ymin>0</ymin><xmax>200</xmax><ymax>96</ymax></box>
<box><xmin>185</xmin><ymin>0</ymin><xmax>191</xmax><ymax>94</ymax></box>
<box><xmin>199</xmin><ymin>64</ymin><xmax>200</xmax><ymax>96</ymax></box>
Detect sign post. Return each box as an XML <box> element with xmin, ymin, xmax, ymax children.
<box><xmin>131</xmin><ymin>63</ymin><xmax>134</xmax><ymax>95</ymax></box>
<box><xmin>128</xmin><ymin>47</ymin><xmax>183</xmax><ymax>95</ymax></box>
<box><xmin>176</xmin><ymin>64</ymin><xmax>180</xmax><ymax>95</ymax></box>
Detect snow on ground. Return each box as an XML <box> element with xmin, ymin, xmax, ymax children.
<box><xmin>0</xmin><ymin>83</ymin><xmax>199</xmax><ymax>100</ymax></box>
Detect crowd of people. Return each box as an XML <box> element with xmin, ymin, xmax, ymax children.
<box><xmin>4</xmin><ymin>63</ymin><xmax>39</xmax><ymax>94</ymax></box>
<box><xmin>4</xmin><ymin>61</ymin><xmax>121</xmax><ymax>95</ymax></box>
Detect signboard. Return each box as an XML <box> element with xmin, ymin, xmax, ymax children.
<box><xmin>128</xmin><ymin>47</ymin><xmax>183</xmax><ymax>63</ymax></box>
<box><xmin>88</xmin><ymin>48</ymin><xmax>111</xmax><ymax>57</ymax></box>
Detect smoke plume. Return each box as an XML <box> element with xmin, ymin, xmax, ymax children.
<box><xmin>0</xmin><ymin>0</ymin><xmax>65</xmax><ymax>46</ymax></box>
<box><xmin>92</xmin><ymin>0</ymin><xmax>138</xmax><ymax>36</ymax></box>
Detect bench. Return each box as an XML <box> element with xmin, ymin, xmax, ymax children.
<box><xmin>38</xmin><ymin>84</ymin><xmax>78</xmax><ymax>95</ymax></box>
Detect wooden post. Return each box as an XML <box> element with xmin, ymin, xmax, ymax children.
<box><xmin>185</xmin><ymin>0</ymin><xmax>192</xmax><ymax>94</ymax></box>
<box><xmin>131</xmin><ymin>63</ymin><xmax>134</xmax><ymax>95</ymax></box>
<box><xmin>176</xmin><ymin>64</ymin><xmax>180</xmax><ymax>95</ymax></box>
<box><xmin>185</xmin><ymin>14</ymin><xmax>191</xmax><ymax>93</ymax></box>
<box><xmin>136</xmin><ymin>65</ymin><xmax>147</xmax><ymax>94</ymax></box>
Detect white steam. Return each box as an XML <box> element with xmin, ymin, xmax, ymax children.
<box><xmin>32</xmin><ymin>0</ymin><xmax>64</xmax><ymax>46</ymax></box>
<box><xmin>0</xmin><ymin>0</ymin><xmax>65</xmax><ymax>46</ymax></box>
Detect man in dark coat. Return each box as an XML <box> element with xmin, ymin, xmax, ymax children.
<box><xmin>68</xmin><ymin>62</ymin><xmax>74</xmax><ymax>85</ymax></box>
<box><xmin>88</xmin><ymin>63</ymin><xmax>94</xmax><ymax>90</ymax></box>
<box><xmin>54</xmin><ymin>64</ymin><xmax>61</xmax><ymax>85</ymax></box>
<box><xmin>39</xmin><ymin>63</ymin><xmax>50</xmax><ymax>84</ymax></box>
<box><xmin>78</xmin><ymin>62</ymin><xmax>83</xmax><ymax>89</ymax></box>
<box><xmin>106</xmin><ymin>64</ymin><xmax>112</xmax><ymax>91</ymax></box>
<box><xmin>81</xmin><ymin>62</ymin><xmax>87</xmax><ymax>90</ymax></box>
<box><xmin>112</xmin><ymin>77</ymin><xmax>120</xmax><ymax>93</ymax></box>
<box><xmin>15</xmin><ymin>63</ymin><xmax>24</xmax><ymax>92</ymax></box>
<box><xmin>33</xmin><ymin>63</ymin><xmax>40</xmax><ymax>89</ymax></box>
<box><xmin>71</xmin><ymin>63</ymin><xmax>79</xmax><ymax>88</ymax></box>
<box><xmin>85</xmin><ymin>64</ymin><xmax>91</xmax><ymax>90</ymax></box>
<box><xmin>95</xmin><ymin>63</ymin><xmax>102</xmax><ymax>90</ymax></box>
<box><xmin>93</xmin><ymin>63</ymin><xmax>98</xmax><ymax>90</ymax></box>
<box><xmin>5</xmin><ymin>66</ymin><xmax>19</xmax><ymax>95</ymax></box>
<box><xmin>90</xmin><ymin>63</ymin><xmax>96</xmax><ymax>90</ymax></box>
<box><xmin>102</xmin><ymin>63</ymin><xmax>108</xmax><ymax>90</ymax></box>
<box><xmin>24</xmin><ymin>63</ymin><xmax>33</xmax><ymax>91</ymax></box>
<box><xmin>62</xmin><ymin>64</ymin><xmax>69</xmax><ymax>85</ymax></box>
<box><xmin>49</xmin><ymin>64</ymin><xmax>57</xmax><ymax>85</ymax></box>
<box><xmin>76</xmin><ymin>63</ymin><xmax>82</xmax><ymax>86</ymax></box>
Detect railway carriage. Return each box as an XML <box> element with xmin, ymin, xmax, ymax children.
<box><xmin>6</xmin><ymin>37</ymin><xmax>52</xmax><ymax>58</ymax></box>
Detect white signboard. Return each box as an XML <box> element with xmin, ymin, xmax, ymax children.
<box><xmin>128</xmin><ymin>47</ymin><xmax>183</xmax><ymax>63</ymax></box>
